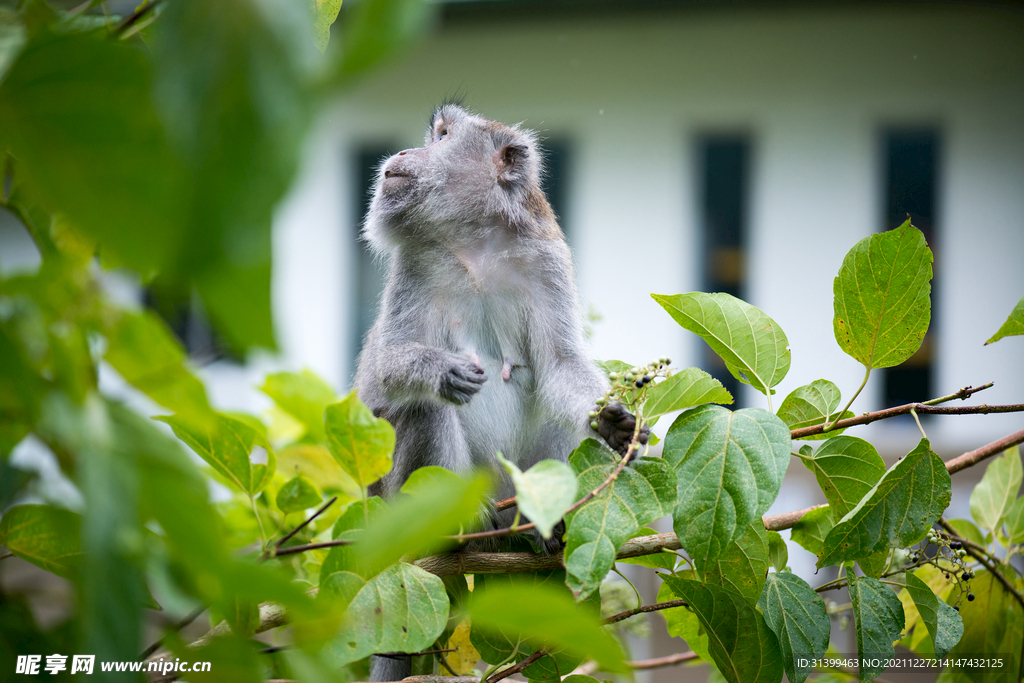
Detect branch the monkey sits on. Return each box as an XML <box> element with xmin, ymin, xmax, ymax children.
<box><xmin>354</xmin><ymin>103</ymin><xmax>648</xmax><ymax>681</ymax></box>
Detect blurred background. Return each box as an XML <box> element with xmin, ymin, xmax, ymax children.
<box><xmin>1</xmin><ymin>1</ymin><xmax>1023</xmax><ymax>680</ymax></box>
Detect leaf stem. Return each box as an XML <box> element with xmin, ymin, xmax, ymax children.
<box><xmin>910</xmin><ymin>407</ymin><xmax>928</xmax><ymax>441</ymax></box>
<box><xmin>611</xmin><ymin>567</ymin><xmax>643</xmax><ymax>611</ymax></box>
<box><xmin>792</xmin><ymin>450</ymin><xmax>814</xmax><ymax>463</ymax></box>
<box><xmin>251</xmin><ymin>495</ymin><xmax>268</xmax><ymax>549</ymax></box>
<box><xmin>824</xmin><ymin>366</ymin><xmax>870</xmax><ymax>432</ymax></box>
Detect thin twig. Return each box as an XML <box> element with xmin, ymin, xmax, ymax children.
<box><xmin>795</xmin><ymin>402</ymin><xmax>1024</xmax><ymax>440</ymax></box>
<box><xmin>0</xmin><ymin>552</ymin><xmax>13</xmax><ymax>561</ymax></box>
<box><xmin>267</xmin><ymin>496</ymin><xmax>337</xmax><ymax>556</ymax></box>
<box><xmin>113</xmin><ymin>0</ymin><xmax>164</xmax><ymax>36</ymax></box>
<box><xmin>139</xmin><ymin>605</ymin><xmax>206</xmax><ymax>659</ymax></box>
<box><xmin>272</xmin><ymin>538</ymin><xmax>353</xmax><ymax>557</ymax></box>
<box><xmin>603</xmin><ymin>599</ymin><xmax>689</xmax><ymax>625</ymax></box>
<box><xmin>486</xmin><ymin>649</ymin><xmax>545</xmax><ymax>683</ymax></box>
<box><xmin>628</xmin><ymin>651</ymin><xmax>700</xmax><ymax>669</ymax></box>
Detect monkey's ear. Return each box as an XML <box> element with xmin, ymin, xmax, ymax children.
<box><xmin>497</xmin><ymin>143</ymin><xmax>528</xmax><ymax>184</ymax></box>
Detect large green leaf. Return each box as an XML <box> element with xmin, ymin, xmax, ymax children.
<box><xmin>903</xmin><ymin>571</ymin><xmax>962</xmax><ymax>659</ymax></box>
<box><xmin>969</xmin><ymin>445</ymin><xmax>1022</xmax><ymax>533</ymax></box>
<box><xmin>848</xmin><ymin>573</ymin><xmax>904</xmax><ymax>682</ymax></box>
<box><xmin>260</xmin><ymin>370</ymin><xmax>337</xmax><ymax>442</ymax></box>
<box><xmin>662</xmin><ymin>577</ymin><xmax>784</xmax><ymax>683</ymax></box>
<box><xmin>804</xmin><ymin>436</ymin><xmax>886</xmax><ymax>522</ymax></box>
<box><xmin>0</xmin><ymin>9</ymin><xmax>24</xmax><ymax>83</ymax></box>
<box><xmin>322</xmin><ymin>563</ymin><xmax>449</xmax><ymax>667</ymax></box>
<box><xmin>986</xmin><ymin>295</ymin><xmax>1024</xmax><ymax>345</ymax></box>
<box><xmin>330</xmin><ymin>0</ymin><xmax>435</xmax><ymax>84</ymax></box>
<box><xmin>498</xmin><ymin>454</ymin><xmax>577</xmax><ymax>540</ymax></box>
<box><xmin>766</xmin><ymin>530</ymin><xmax>788</xmax><ymax>571</ymax></box>
<box><xmin>468</xmin><ymin>581</ymin><xmax>627</xmax><ymax>674</ymax></box>
<box><xmin>156</xmin><ymin>411</ymin><xmax>276</xmax><ymax>496</ymax></box>
<box><xmin>658</xmin><ymin>573</ymin><xmax>712</xmax><ymax>663</ymax></box>
<box><xmin>663</xmin><ymin>405</ymin><xmax>791</xmax><ymax>568</ymax></box>
<box><xmin>643</xmin><ymin>367</ymin><xmax>733</xmax><ymax>418</ymax></box>
<box><xmin>818</xmin><ymin>439</ymin><xmax>950</xmax><ymax>568</ymax></box>
<box><xmin>943</xmin><ymin>568</ymin><xmax>1023</xmax><ymax>683</ymax></box>
<box><xmin>319</xmin><ymin>496</ymin><xmax>388</xmax><ymax>581</ymax></box>
<box><xmin>1004</xmin><ymin>498</ymin><xmax>1024</xmax><ymax>544</ymax></box>
<box><xmin>777</xmin><ymin>380</ymin><xmax>853</xmax><ymax>439</ymax></box>
<box><xmin>790</xmin><ymin>506</ymin><xmax>833</xmax><ymax>556</ymax></box>
<box><xmin>0</xmin><ymin>30</ymin><xmax>186</xmax><ymax>274</ymax></box>
<box><xmin>275</xmin><ymin>475</ymin><xmax>322</xmax><ymax>516</ymax></box>
<box><xmin>758</xmin><ymin>572</ymin><xmax>830</xmax><ymax>683</ymax></box>
<box><xmin>833</xmin><ymin>220</ymin><xmax>932</xmax><ymax>369</ymax></box>
<box><xmin>564</xmin><ymin>440</ymin><xmax>676</xmax><ymax>599</ymax></box>
<box><xmin>701</xmin><ymin>520</ymin><xmax>770</xmax><ymax>604</ymax></box>
<box><xmin>652</xmin><ymin>292</ymin><xmax>790</xmax><ymax>395</ymax></box>
<box><xmin>324</xmin><ymin>390</ymin><xmax>395</xmax><ymax>490</ymax></box>
<box><xmin>0</xmin><ymin>504</ymin><xmax>81</xmax><ymax>578</ymax></box>
<box><xmin>104</xmin><ymin>310</ymin><xmax>211</xmax><ymax>415</ymax></box>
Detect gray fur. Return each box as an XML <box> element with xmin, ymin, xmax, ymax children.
<box><xmin>356</xmin><ymin>105</ymin><xmax>610</xmax><ymax>681</ymax></box>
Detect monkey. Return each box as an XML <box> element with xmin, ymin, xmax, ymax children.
<box><xmin>353</xmin><ymin>104</ymin><xmax>648</xmax><ymax>680</ymax></box>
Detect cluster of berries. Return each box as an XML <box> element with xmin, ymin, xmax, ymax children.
<box><xmin>589</xmin><ymin>358</ymin><xmax>672</xmax><ymax>430</ymax></box>
<box><xmin>924</xmin><ymin>529</ymin><xmax>975</xmax><ymax>608</ymax></box>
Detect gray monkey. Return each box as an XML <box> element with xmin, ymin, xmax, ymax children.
<box><xmin>354</xmin><ymin>104</ymin><xmax>647</xmax><ymax>679</ymax></box>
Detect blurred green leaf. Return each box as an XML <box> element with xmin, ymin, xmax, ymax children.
<box><xmin>499</xmin><ymin>453</ymin><xmax>576</xmax><ymax>540</ymax></box>
<box><xmin>0</xmin><ymin>29</ymin><xmax>186</xmax><ymax>273</ymax></box>
<box><xmin>758</xmin><ymin>572</ymin><xmax>830</xmax><ymax>683</ymax></box>
<box><xmin>819</xmin><ymin>439</ymin><xmax>950</xmax><ymax>568</ymax></box>
<box><xmin>156</xmin><ymin>411</ymin><xmax>276</xmax><ymax>496</ymax></box>
<box><xmin>766</xmin><ymin>530</ymin><xmax>788</xmax><ymax>572</ymax></box>
<box><xmin>662</xmin><ymin>577</ymin><xmax>784</xmax><ymax>683</ymax></box>
<box><xmin>790</xmin><ymin>506</ymin><xmax>833</xmax><ymax>556</ymax></box>
<box><xmin>848</xmin><ymin>573</ymin><xmax>904</xmax><ymax>682</ymax></box>
<box><xmin>0</xmin><ymin>504</ymin><xmax>81</xmax><ymax>577</ymax></box>
<box><xmin>0</xmin><ymin>326</ymin><xmax>45</xmax><ymax>455</ymax></box>
<box><xmin>260</xmin><ymin>370</ymin><xmax>336</xmax><ymax>442</ymax></box>
<box><xmin>985</xmin><ymin>295</ymin><xmax>1024</xmax><ymax>345</ymax></box>
<box><xmin>276</xmin><ymin>444</ymin><xmax>360</xmax><ymax>506</ymax></box>
<box><xmin>804</xmin><ymin>436</ymin><xmax>885</xmax><ymax>522</ymax></box>
<box><xmin>658</xmin><ymin>572</ymin><xmax>711</xmax><ymax>663</ymax></box>
<box><xmin>320</xmin><ymin>496</ymin><xmax>387</xmax><ymax>581</ymax></box>
<box><xmin>643</xmin><ymin>366</ymin><xmax>733</xmax><ymax>417</ymax></box>
<box><xmin>322</xmin><ymin>562</ymin><xmax>448</xmax><ymax>667</ymax></box>
<box><xmin>324</xmin><ymin>391</ymin><xmax>394</xmax><ymax>490</ymax></box>
<box><xmin>833</xmin><ymin>220</ymin><xmax>932</xmax><ymax>370</ymax></box>
<box><xmin>946</xmin><ymin>517</ymin><xmax>991</xmax><ymax>547</ymax></box>
<box><xmin>469</xmin><ymin>581</ymin><xmax>628</xmax><ymax>674</ymax></box>
<box><xmin>276</xmin><ymin>474</ymin><xmax>322</xmax><ymax>515</ymax></box>
<box><xmin>104</xmin><ymin>310</ymin><xmax>211</xmax><ymax>415</ymax></box>
<box><xmin>652</xmin><ymin>292</ymin><xmax>790</xmax><ymax>396</ymax></box>
<box><xmin>904</xmin><ymin>571</ymin><xmax>962</xmax><ymax>659</ymax></box>
<box><xmin>970</xmin><ymin>445</ymin><xmax>1022</xmax><ymax>533</ymax></box>
<box><xmin>312</xmin><ymin>0</ymin><xmax>342</xmax><ymax>53</ymax></box>
<box><xmin>331</xmin><ymin>0</ymin><xmax>434</xmax><ymax>84</ymax></box>
<box><xmin>166</xmin><ymin>633</ymin><xmax>263</xmax><ymax>683</ymax></box>
<box><xmin>1004</xmin><ymin>500</ymin><xmax>1024</xmax><ymax>544</ymax></box>
<box><xmin>943</xmin><ymin>568</ymin><xmax>1023</xmax><ymax>683</ymax></box>
<box><xmin>0</xmin><ymin>8</ymin><xmax>25</xmax><ymax>84</ymax></box>
<box><xmin>778</xmin><ymin>380</ymin><xmax>853</xmax><ymax>439</ymax></box>
<box><xmin>564</xmin><ymin>440</ymin><xmax>676</xmax><ymax>599</ymax></box>
<box><xmin>663</xmin><ymin>405</ymin><xmax>791</xmax><ymax>568</ymax></box>
<box><xmin>701</xmin><ymin>519</ymin><xmax>770</xmax><ymax>604</ymax></box>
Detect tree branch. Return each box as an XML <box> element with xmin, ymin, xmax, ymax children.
<box><xmin>628</xmin><ymin>651</ymin><xmax>700</xmax><ymax>669</ymax></box>
<box><xmin>263</xmin><ymin>496</ymin><xmax>337</xmax><ymax>558</ymax></box>
<box><xmin>793</xmin><ymin>400</ymin><xmax>1020</xmax><ymax>440</ymax></box>
<box><xmin>113</xmin><ymin>0</ymin><xmax>164</xmax><ymax>36</ymax></box>
<box><xmin>486</xmin><ymin>649</ymin><xmax>545</xmax><ymax>683</ymax></box>
<box><xmin>603</xmin><ymin>599</ymin><xmax>688</xmax><ymax>625</ymax></box>
<box><xmin>944</xmin><ymin>427</ymin><xmax>1024</xmax><ymax>475</ymax></box>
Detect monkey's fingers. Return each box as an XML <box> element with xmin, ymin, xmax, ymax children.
<box><xmin>439</xmin><ymin>365</ymin><xmax>487</xmax><ymax>404</ymax></box>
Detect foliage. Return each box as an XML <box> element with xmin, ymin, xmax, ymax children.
<box><xmin>1</xmin><ymin>4</ymin><xmax>1023</xmax><ymax>681</ymax></box>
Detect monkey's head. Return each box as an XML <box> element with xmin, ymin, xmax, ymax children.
<box><xmin>364</xmin><ymin>104</ymin><xmax>561</xmax><ymax>251</ymax></box>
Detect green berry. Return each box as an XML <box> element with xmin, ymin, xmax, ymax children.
<box><xmin>590</xmin><ymin>420</ymin><xmax>599</xmax><ymax>430</ymax></box>
<box><xmin>609</xmin><ymin>372</ymin><xmax>619</xmax><ymax>380</ymax></box>
<box><xmin>596</xmin><ymin>397</ymin><xmax>606</xmax><ymax>406</ymax></box>
<box><xmin>624</xmin><ymin>373</ymin><xmax>635</xmax><ymax>382</ymax></box>
<box><xmin>588</xmin><ymin>410</ymin><xmax>598</xmax><ymax>418</ymax></box>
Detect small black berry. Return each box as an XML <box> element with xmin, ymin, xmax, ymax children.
<box><xmin>635</xmin><ymin>379</ymin><xmax>644</xmax><ymax>388</ymax></box>
<box><xmin>968</xmin><ymin>593</ymin><xmax>975</xmax><ymax>602</ymax></box>
<box><xmin>642</xmin><ymin>375</ymin><xmax>651</xmax><ymax>385</ymax></box>
<box><xmin>945</xmin><ymin>573</ymin><xmax>950</xmax><ymax>579</ymax></box>
<box><xmin>962</xmin><ymin>572</ymin><xmax>970</xmax><ymax>581</ymax></box>
<box><xmin>954</xmin><ymin>605</ymin><xmax>960</xmax><ymax>612</ymax></box>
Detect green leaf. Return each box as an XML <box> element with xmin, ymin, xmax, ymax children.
<box><xmin>944</xmin><ymin>567</ymin><xmax>1023</xmax><ymax>683</ymax></box>
<box><xmin>312</xmin><ymin>0</ymin><xmax>342</xmax><ymax>53</ymax></box>
<box><xmin>331</xmin><ymin>0</ymin><xmax>435</xmax><ymax>84</ymax></box>
<box><xmin>276</xmin><ymin>444</ymin><xmax>360</xmax><ymax>503</ymax></box>
<box><xmin>778</xmin><ymin>380</ymin><xmax>853</xmax><ymax>439</ymax></box>
<box><xmin>903</xmin><ymin>571</ymin><xmax>963</xmax><ymax>659</ymax></box>
<box><xmin>276</xmin><ymin>475</ymin><xmax>322</xmax><ymax>515</ymax></box>
<box><xmin>969</xmin><ymin>445</ymin><xmax>1022</xmax><ymax>533</ymax></box>
<box><xmin>832</xmin><ymin>220</ymin><xmax>933</xmax><ymax>370</ymax></box>
<box><xmin>0</xmin><ymin>504</ymin><xmax>81</xmax><ymax>578</ymax></box>
<box><xmin>804</xmin><ymin>436</ymin><xmax>886</xmax><ymax>522</ymax></box>
<box><xmin>701</xmin><ymin>520</ymin><xmax>770</xmax><ymax>604</ymax></box>
<box><xmin>818</xmin><ymin>439</ymin><xmax>951</xmax><ymax>568</ymax></box>
<box><xmin>758</xmin><ymin>572</ymin><xmax>830</xmax><ymax>683</ymax></box>
<box><xmin>986</xmin><ymin>295</ymin><xmax>1024</xmax><ymax>344</ymax></box>
<box><xmin>767</xmin><ymin>530</ymin><xmax>788</xmax><ymax>571</ymax></box>
<box><xmin>658</xmin><ymin>573</ymin><xmax>712</xmax><ymax>663</ymax></box>
<box><xmin>324</xmin><ymin>390</ymin><xmax>395</xmax><ymax>490</ymax></box>
<box><xmin>261</xmin><ymin>370</ymin><xmax>337</xmax><ymax>442</ymax></box>
<box><xmin>104</xmin><ymin>310</ymin><xmax>211</xmax><ymax>415</ymax></box>
<box><xmin>0</xmin><ymin>8</ymin><xmax>25</xmax><ymax>83</ymax></box>
<box><xmin>652</xmin><ymin>292</ymin><xmax>791</xmax><ymax>395</ymax></box>
<box><xmin>498</xmin><ymin>454</ymin><xmax>577</xmax><ymax>539</ymax></box>
<box><xmin>662</xmin><ymin>577</ymin><xmax>784</xmax><ymax>683</ymax></box>
<box><xmin>663</xmin><ymin>405</ymin><xmax>791</xmax><ymax>568</ymax></box>
<box><xmin>848</xmin><ymin>573</ymin><xmax>905</xmax><ymax>682</ymax></box>
<box><xmin>320</xmin><ymin>496</ymin><xmax>388</xmax><ymax>581</ymax></box>
<box><xmin>155</xmin><ymin>411</ymin><xmax>276</xmax><ymax>496</ymax></box>
<box><xmin>564</xmin><ymin>440</ymin><xmax>676</xmax><ymax>599</ymax></box>
<box><xmin>1004</xmin><ymin>499</ymin><xmax>1024</xmax><ymax>544</ymax></box>
<box><xmin>322</xmin><ymin>563</ymin><xmax>449</xmax><ymax>667</ymax></box>
<box><xmin>643</xmin><ymin>367</ymin><xmax>733</xmax><ymax>417</ymax></box>
<box><xmin>791</xmin><ymin>507</ymin><xmax>833</xmax><ymax>556</ymax></box>
<box><xmin>857</xmin><ymin>550</ymin><xmax>890</xmax><ymax>579</ymax></box>
<box><xmin>0</xmin><ymin>30</ymin><xmax>186</xmax><ymax>274</ymax></box>
<box><xmin>617</xmin><ymin>527</ymin><xmax>676</xmax><ymax>571</ymax></box>
<box><xmin>468</xmin><ymin>581</ymin><xmax>628</xmax><ymax>674</ymax></box>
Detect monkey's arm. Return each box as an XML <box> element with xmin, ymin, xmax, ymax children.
<box><xmin>356</xmin><ymin>340</ymin><xmax>486</xmax><ymax>410</ymax></box>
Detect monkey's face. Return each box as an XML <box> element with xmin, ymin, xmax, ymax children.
<box><xmin>364</xmin><ymin>104</ymin><xmax>551</xmax><ymax>250</ymax></box>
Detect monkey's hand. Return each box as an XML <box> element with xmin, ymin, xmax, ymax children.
<box><xmin>438</xmin><ymin>355</ymin><xmax>487</xmax><ymax>405</ymax></box>
<box><xmin>596</xmin><ymin>403</ymin><xmax>649</xmax><ymax>458</ymax></box>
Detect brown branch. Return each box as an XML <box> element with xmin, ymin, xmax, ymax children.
<box><xmin>264</xmin><ymin>496</ymin><xmax>337</xmax><ymax>557</ymax></box>
<box><xmin>628</xmin><ymin>651</ymin><xmax>700</xmax><ymax>669</ymax></box>
<box><xmin>603</xmin><ymin>599</ymin><xmax>688</xmax><ymax>625</ymax></box>
<box><xmin>272</xmin><ymin>538</ymin><xmax>353</xmax><ymax>557</ymax></box>
<box><xmin>794</xmin><ymin>400</ymin><xmax>1021</xmax><ymax>440</ymax></box>
<box><xmin>486</xmin><ymin>649</ymin><xmax>545</xmax><ymax>683</ymax></box>
<box><xmin>764</xmin><ymin>504</ymin><xmax>827</xmax><ymax>531</ymax></box>
<box><xmin>944</xmin><ymin>427</ymin><xmax>1024</xmax><ymax>475</ymax></box>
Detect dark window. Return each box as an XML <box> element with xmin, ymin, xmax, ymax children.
<box><xmin>699</xmin><ymin>136</ymin><xmax>750</xmax><ymax>402</ymax></box>
<box><xmin>350</xmin><ymin>146</ymin><xmax>393</xmax><ymax>366</ymax></box>
<box><xmin>143</xmin><ymin>289</ymin><xmax>237</xmax><ymax>365</ymax></box>
<box><xmin>881</xmin><ymin>130</ymin><xmax>939</xmax><ymax>408</ymax></box>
